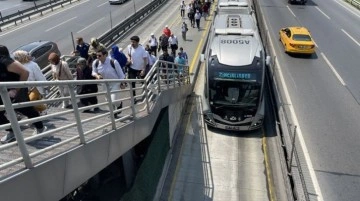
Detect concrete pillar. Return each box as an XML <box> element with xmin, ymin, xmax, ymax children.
<box><xmin>122</xmin><ymin>148</ymin><xmax>136</xmax><ymax>188</ymax></box>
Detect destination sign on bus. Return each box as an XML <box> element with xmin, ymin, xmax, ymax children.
<box><xmin>216</xmin><ymin>72</ymin><xmax>256</xmax><ymax>80</ymax></box>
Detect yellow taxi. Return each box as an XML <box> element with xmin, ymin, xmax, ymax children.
<box><xmin>279</xmin><ymin>27</ymin><xmax>315</xmax><ymax>55</ymax></box>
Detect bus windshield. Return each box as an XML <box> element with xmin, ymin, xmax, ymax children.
<box><xmin>209</xmin><ymin>80</ymin><xmax>260</xmax><ymax>107</ymax></box>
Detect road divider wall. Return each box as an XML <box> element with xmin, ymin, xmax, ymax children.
<box><xmin>345</xmin><ymin>0</ymin><xmax>360</xmax><ymax>9</ymax></box>
<box><xmin>252</xmin><ymin>0</ymin><xmax>311</xmax><ymax>200</ymax></box>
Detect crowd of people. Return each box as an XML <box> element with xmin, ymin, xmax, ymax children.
<box><xmin>0</xmin><ymin>0</ymin><xmax>205</xmax><ymax>144</ymax></box>
<box><xmin>0</xmin><ymin>34</ymin><xmax>189</xmax><ymax>144</ymax></box>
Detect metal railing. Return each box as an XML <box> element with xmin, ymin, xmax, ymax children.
<box><xmin>0</xmin><ymin>60</ymin><xmax>190</xmax><ymax>176</ymax></box>
<box><xmin>98</xmin><ymin>0</ymin><xmax>168</xmax><ymax>48</ymax></box>
<box><xmin>0</xmin><ymin>0</ymin><xmax>80</xmax><ymax>31</ymax></box>
<box><xmin>345</xmin><ymin>0</ymin><xmax>360</xmax><ymax>9</ymax></box>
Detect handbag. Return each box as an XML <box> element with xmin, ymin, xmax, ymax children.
<box><xmin>28</xmin><ymin>87</ymin><xmax>47</xmax><ymax>112</ymax></box>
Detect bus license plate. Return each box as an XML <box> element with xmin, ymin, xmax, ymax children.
<box><xmin>225</xmin><ymin>126</ymin><xmax>241</xmax><ymax>131</ymax></box>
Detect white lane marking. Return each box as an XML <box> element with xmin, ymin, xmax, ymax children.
<box><xmin>321</xmin><ymin>52</ymin><xmax>346</xmax><ymax>86</ymax></box>
<box><xmin>97</xmin><ymin>2</ymin><xmax>108</xmax><ymax>7</ymax></box>
<box><xmin>261</xmin><ymin>5</ymin><xmax>324</xmax><ymax>201</ymax></box>
<box><xmin>341</xmin><ymin>29</ymin><xmax>360</xmax><ymax>47</ymax></box>
<box><xmin>286</xmin><ymin>5</ymin><xmax>296</xmax><ymax>17</ymax></box>
<box><xmin>0</xmin><ymin>0</ymin><xmax>89</xmax><ymax>37</ymax></box>
<box><xmin>315</xmin><ymin>6</ymin><xmax>330</xmax><ymax>19</ymax></box>
<box><xmin>334</xmin><ymin>0</ymin><xmax>360</xmax><ymax>19</ymax></box>
<box><xmin>45</xmin><ymin>16</ymin><xmax>77</xmax><ymax>32</ymax></box>
<box><xmin>77</xmin><ymin>17</ymin><xmax>105</xmax><ymax>33</ymax></box>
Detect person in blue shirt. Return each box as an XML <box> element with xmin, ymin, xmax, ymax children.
<box><xmin>111</xmin><ymin>45</ymin><xmax>128</xmax><ymax>74</ymax></box>
<box><xmin>74</xmin><ymin>37</ymin><xmax>90</xmax><ymax>60</ymax></box>
<box><xmin>174</xmin><ymin>52</ymin><xmax>186</xmax><ymax>76</ymax></box>
<box><xmin>178</xmin><ymin>47</ymin><xmax>188</xmax><ymax>65</ymax></box>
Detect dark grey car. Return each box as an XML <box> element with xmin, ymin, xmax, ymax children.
<box><xmin>11</xmin><ymin>41</ymin><xmax>61</xmax><ymax>69</ymax></box>
<box><xmin>288</xmin><ymin>0</ymin><xmax>307</xmax><ymax>4</ymax></box>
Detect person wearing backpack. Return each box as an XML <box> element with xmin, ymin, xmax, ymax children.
<box><xmin>92</xmin><ymin>48</ymin><xmax>125</xmax><ymax>118</ymax></box>
<box><xmin>181</xmin><ymin>21</ymin><xmax>189</xmax><ymax>41</ymax></box>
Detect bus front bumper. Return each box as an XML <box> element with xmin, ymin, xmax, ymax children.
<box><xmin>204</xmin><ymin>113</ymin><xmax>263</xmax><ymax>131</ymax></box>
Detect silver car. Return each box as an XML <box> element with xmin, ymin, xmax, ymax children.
<box><xmin>11</xmin><ymin>41</ymin><xmax>61</xmax><ymax>69</ymax></box>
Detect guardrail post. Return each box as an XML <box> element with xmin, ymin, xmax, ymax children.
<box><xmin>0</xmin><ymin>87</ymin><xmax>33</xmax><ymax>169</ymax></box>
<box><xmin>143</xmin><ymin>82</ymin><xmax>150</xmax><ymax>114</ymax></box>
<box><xmin>17</xmin><ymin>10</ymin><xmax>22</xmax><ymax>24</ymax></box>
<box><xmin>166</xmin><ymin>63</ymin><xmax>169</xmax><ymax>90</ymax></box>
<box><xmin>173</xmin><ymin>67</ymin><xmax>176</xmax><ymax>88</ymax></box>
<box><xmin>129</xmin><ymin>83</ymin><xmax>137</xmax><ymax>119</ymax></box>
<box><xmin>287</xmin><ymin>125</ymin><xmax>297</xmax><ymax>173</ymax></box>
<box><xmin>68</xmin><ymin>84</ymin><xmax>86</xmax><ymax>144</ymax></box>
<box><xmin>50</xmin><ymin>1</ymin><xmax>54</xmax><ymax>11</ymax></box>
<box><xmin>157</xmin><ymin>64</ymin><xmax>161</xmax><ymax>94</ymax></box>
<box><xmin>104</xmin><ymin>83</ymin><xmax>116</xmax><ymax>130</ymax></box>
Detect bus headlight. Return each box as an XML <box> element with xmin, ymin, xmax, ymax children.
<box><xmin>204</xmin><ymin>113</ymin><xmax>216</xmax><ymax>126</ymax></box>
<box><xmin>250</xmin><ymin>115</ymin><xmax>264</xmax><ymax>129</ymax></box>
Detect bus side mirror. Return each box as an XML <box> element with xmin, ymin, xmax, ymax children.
<box><xmin>266</xmin><ymin>56</ymin><xmax>271</xmax><ymax>66</ymax></box>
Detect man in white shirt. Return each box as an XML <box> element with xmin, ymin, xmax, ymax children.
<box><xmin>148</xmin><ymin>33</ymin><xmax>158</xmax><ymax>57</ymax></box>
<box><xmin>168</xmin><ymin>34</ymin><xmax>178</xmax><ymax>57</ymax></box>
<box><xmin>180</xmin><ymin>1</ymin><xmax>186</xmax><ymax>18</ymax></box>
<box><xmin>92</xmin><ymin>48</ymin><xmax>125</xmax><ymax>118</ymax></box>
<box><xmin>195</xmin><ymin>10</ymin><xmax>202</xmax><ymax>30</ymax></box>
<box><xmin>127</xmin><ymin>35</ymin><xmax>148</xmax><ymax>98</ymax></box>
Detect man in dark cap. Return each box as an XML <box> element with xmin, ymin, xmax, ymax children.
<box><xmin>126</xmin><ymin>36</ymin><xmax>148</xmax><ymax>101</ymax></box>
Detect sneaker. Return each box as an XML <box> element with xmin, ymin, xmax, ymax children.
<box><xmin>93</xmin><ymin>107</ymin><xmax>100</xmax><ymax>112</ymax></box>
<box><xmin>113</xmin><ymin>102</ymin><xmax>123</xmax><ymax>119</ymax></box>
<box><xmin>1</xmin><ymin>132</ymin><xmax>15</xmax><ymax>144</ymax></box>
<box><xmin>33</xmin><ymin>126</ymin><xmax>48</xmax><ymax>136</ymax></box>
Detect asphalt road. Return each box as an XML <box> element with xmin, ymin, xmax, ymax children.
<box><xmin>0</xmin><ymin>0</ymin><xmax>50</xmax><ymax>17</ymax></box>
<box><xmin>0</xmin><ymin>0</ymin><xmax>150</xmax><ymax>54</ymax></box>
<box><xmin>258</xmin><ymin>0</ymin><xmax>360</xmax><ymax>200</ymax></box>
